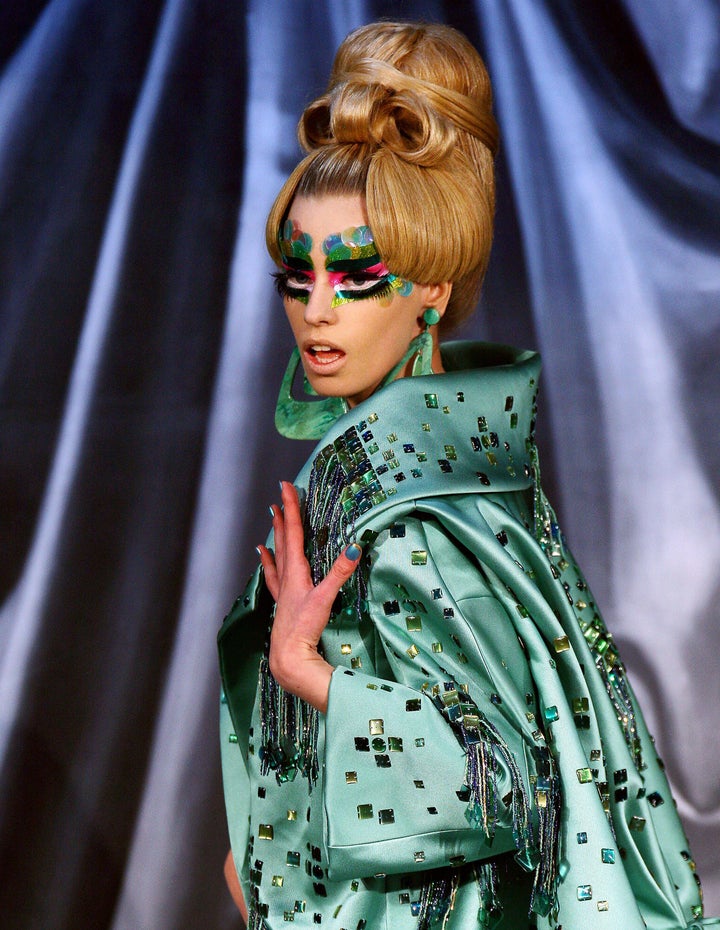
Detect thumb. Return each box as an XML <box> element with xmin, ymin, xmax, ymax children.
<box><xmin>321</xmin><ymin>543</ymin><xmax>362</xmax><ymax>595</ymax></box>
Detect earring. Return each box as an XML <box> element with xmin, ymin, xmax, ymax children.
<box><xmin>411</xmin><ymin>307</ymin><xmax>440</xmax><ymax>376</ymax></box>
<box><xmin>274</xmin><ymin>348</ymin><xmax>347</xmax><ymax>440</ymax></box>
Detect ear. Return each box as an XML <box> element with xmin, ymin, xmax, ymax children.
<box><xmin>420</xmin><ymin>281</ymin><xmax>453</xmax><ymax>320</ymax></box>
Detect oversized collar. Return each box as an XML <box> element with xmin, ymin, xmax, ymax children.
<box><xmin>294</xmin><ymin>341</ymin><xmax>542</xmax><ymax>532</ymax></box>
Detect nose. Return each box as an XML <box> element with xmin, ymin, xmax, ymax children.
<box><xmin>303</xmin><ymin>279</ymin><xmax>338</xmax><ymax>325</ymax></box>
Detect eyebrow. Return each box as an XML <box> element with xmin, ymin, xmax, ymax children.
<box><xmin>325</xmin><ymin>252</ymin><xmax>385</xmax><ymax>273</ymax></box>
<box><xmin>280</xmin><ymin>252</ymin><xmax>314</xmax><ymax>271</ymax></box>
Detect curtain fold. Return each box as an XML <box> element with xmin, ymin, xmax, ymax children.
<box><xmin>0</xmin><ymin>2</ymin><xmax>717</xmax><ymax>927</ymax></box>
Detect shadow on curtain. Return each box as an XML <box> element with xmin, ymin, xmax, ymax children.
<box><xmin>0</xmin><ymin>1</ymin><xmax>717</xmax><ymax>927</ymax></box>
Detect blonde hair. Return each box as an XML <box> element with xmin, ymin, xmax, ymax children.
<box><xmin>266</xmin><ymin>21</ymin><xmax>498</xmax><ymax>331</ymax></box>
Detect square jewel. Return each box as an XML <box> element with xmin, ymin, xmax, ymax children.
<box><xmin>577</xmin><ymin>884</ymin><xmax>592</xmax><ymax>901</ymax></box>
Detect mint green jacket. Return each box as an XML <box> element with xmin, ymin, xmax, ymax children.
<box><xmin>219</xmin><ymin>343</ymin><xmax>714</xmax><ymax>930</ymax></box>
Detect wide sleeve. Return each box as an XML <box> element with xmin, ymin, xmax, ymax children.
<box><xmin>320</xmin><ymin>511</ymin><xmax>557</xmax><ymax>888</ymax></box>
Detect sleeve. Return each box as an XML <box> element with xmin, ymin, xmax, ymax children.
<box><xmin>220</xmin><ymin>696</ymin><xmax>252</xmax><ymax>898</ymax></box>
<box><xmin>218</xmin><ymin>567</ymin><xmax>273</xmax><ymax>900</ymax></box>
<box><xmin>320</xmin><ymin>511</ymin><xmax>555</xmax><ymax>883</ymax></box>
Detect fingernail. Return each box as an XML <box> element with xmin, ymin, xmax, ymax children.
<box><xmin>278</xmin><ymin>480</ymin><xmax>284</xmax><ymax>492</ymax></box>
<box><xmin>268</xmin><ymin>505</ymin><xmax>275</xmax><ymax>518</ymax></box>
<box><xmin>255</xmin><ymin>545</ymin><xmax>263</xmax><ymax>557</ymax></box>
<box><xmin>346</xmin><ymin>543</ymin><xmax>362</xmax><ymax>561</ymax></box>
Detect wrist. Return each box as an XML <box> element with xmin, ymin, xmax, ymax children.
<box><xmin>269</xmin><ymin>640</ymin><xmax>334</xmax><ymax>713</ymax></box>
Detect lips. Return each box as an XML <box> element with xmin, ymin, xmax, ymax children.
<box><xmin>303</xmin><ymin>341</ymin><xmax>346</xmax><ymax>373</ymax></box>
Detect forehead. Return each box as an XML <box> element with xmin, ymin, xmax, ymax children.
<box><xmin>285</xmin><ymin>194</ymin><xmax>370</xmax><ymax>246</ymax></box>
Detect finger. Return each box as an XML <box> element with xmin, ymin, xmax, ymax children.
<box><xmin>269</xmin><ymin>502</ymin><xmax>286</xmax><ymax>577</ymax></box>
<box><xmin>317</xmin><ymin>543</ymin><xmax>362</xmax><ymax>601</ymax></box>
<box><xmin>279</xmin><ymin>481</ymin><xmax>311</xmax><ymax>574</ymax></box>
<box><xmin>257</xmin><ymin>544</ymin><xmax>279</xmax><ymax>600</ymax></box>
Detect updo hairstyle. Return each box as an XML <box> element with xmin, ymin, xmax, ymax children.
<box><xmin>266</xmin><ymin>22</ymin><xmax>499</xmax><ymax>332</ymax></box>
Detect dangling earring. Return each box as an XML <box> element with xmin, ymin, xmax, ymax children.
<box><xmin>274</xmin><ymin>347</ymin><xmax>347</xmax><ymax>440</ymax></box>
<box><xmin>411</xmin><ymin>307</ymin><xmax>441</xmax><ymax>377</ymax></box>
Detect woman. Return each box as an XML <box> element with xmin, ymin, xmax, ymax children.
<box><xmin>219</xmin><ymin>21</ymin><xmax>713</xmax><ymax>930</ymax></box>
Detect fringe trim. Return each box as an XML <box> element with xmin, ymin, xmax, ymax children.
<box><xmin>530</xmin><ymin>768</ymin><xmax>562</xmax><ymax>917</ymax></box>
<box><xmin>258</xmin><ymin>436</ymin><xmax>370</xmax><ymax>788</ymax></box>
<box><xmin>414</xmin><ymin>869</ymin><xmax>460</xmax><ymax>930</ymax></box>
<box><xmin>258</xmin><ymin>656</ymin><xmax>319</xmax><ymax>789</ymax></box>
<box><xmin>430</xmin><ymin>683</ymin><xmax>561</xmax><ymax>920</ymax></box>
<box><xmin>600</xmin><ymin>658</ymin><xmax>644</xmax><ymax>770</ymax></box>
<box><xmin>303</xmin><ymin>443</ymin><xmax>368</xmax><ymax>615</ymax></box>
<box><xmin>431</xmin><ymin>683</ymin><xmax>533</xmax><ymax>849</ymax></box>
<box><xmin>246</xmin><ymin>888</ymin><xmax>270</xmax><ymax>930</ymax></box>
<box><xmin>475</xmin><ymin>861</ymin><xmax>502</xmax><ymax>928</ymax></box>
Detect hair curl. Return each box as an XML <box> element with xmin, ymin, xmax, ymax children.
<box><xmin>266</xmin><ymin>22</ymin><xmax>498</xmax><ymax>331</ymax></box>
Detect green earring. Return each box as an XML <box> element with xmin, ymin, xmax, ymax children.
<box><xmin>274</xmin><ymin>348</ymin><xmax>347</xmax><ymax>440</ymax></box>
<box><xmin>410</xmin><ymin>307</ymin><xmax>440</xmax><ymax>376</ymax></box>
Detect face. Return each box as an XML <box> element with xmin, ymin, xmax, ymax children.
<box><xmin>275</xmin><ymin>194</ymin><xmax>444</xmax><ymax>408</ymax></box>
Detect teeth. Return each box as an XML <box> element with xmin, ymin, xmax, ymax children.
<box><xmin>311</xmin><ymin>345</ymin><xmax>334</xmax><ymax>352</ymax></box>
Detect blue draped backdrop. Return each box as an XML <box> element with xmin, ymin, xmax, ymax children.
<box><xmin>0</xmin><ymin>2</ymin><xmax>718</xmax><ymax>927</ymax></box>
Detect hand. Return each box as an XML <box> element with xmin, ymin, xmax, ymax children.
<box><xmin>224</xmin><ymin>850</ymin><xmax>247</xmax><ymax>922</ymax></box>
<box><xmin>258</xmin><ymin>481</ymin><xmax>362</xmax><ymax>713</ymax></box>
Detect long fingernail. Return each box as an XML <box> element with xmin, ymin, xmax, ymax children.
<box><xmin>268</xmin><ymin>505</ymin><xmax>275</xmax><ymax>518</ymax></box>
<box><xmin>255</xmin><ymin>545</ymin><xmax>263</xmax><ymax>557</ymax></box>
<box><xmin>278</xmin><ymin>480</ymin><xmax>284</xmax><ymax>493</ymax></box>
<box><xmin>346</xmin><ymin>543</ymin><xmax>362</xmax><ymax>561</ymax></box>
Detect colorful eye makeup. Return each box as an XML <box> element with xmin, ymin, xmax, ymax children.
<box><xmin>275</xmin><ymin>221</ymin><xmax>413</xmax><ymax>307</ymax></box>
<box><xmin>275</xmin><ymin>218</ymin><xmax>316</xmax><ymax>303</ymax></box>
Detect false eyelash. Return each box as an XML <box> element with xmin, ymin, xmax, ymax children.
<box><xmin>272</xmin><ymin>271</ymin><xmax>309</xmax><ymax>301</ymax></box>
<box><xmin>335</xmin><ymin>277</ymin><xmax>396</xmax><ymax>303</ymax></box>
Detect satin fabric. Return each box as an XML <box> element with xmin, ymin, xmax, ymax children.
<box><xmin>219</xmin><ymin>343</ymin><xmax>713</xmax><ymax>930</ymax></box>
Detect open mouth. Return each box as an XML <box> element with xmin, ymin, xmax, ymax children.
<box><xmin>305</xmin><ymin>344</ymin><xmax>346</xmax><ymax>368</ymax></box>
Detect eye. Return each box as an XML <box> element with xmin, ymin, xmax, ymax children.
<box><xmin>272</xmin><ymin>270</ymin><xmax>314</xmax><ymax>301</ymax></box>
<box><xmin>333</xmin><ymin>273</ymin><xmax>396</xmax><ymax>303</ymax></box>
<box><xmin>340</xmin><ymin>272</ymin><xmax>386</xmax><ymax>292</ymax></box>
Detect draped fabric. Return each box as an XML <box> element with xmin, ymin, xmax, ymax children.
<box><xmin>0</xmin><ymin>1</ymin><xmax>717</xmax><ymax>928</ymax></box>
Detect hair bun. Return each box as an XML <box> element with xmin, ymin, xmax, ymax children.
<box><xmin>299</xmin><ymin>58</ymin><xmax>497</xmax><ymax>166</ymax></box>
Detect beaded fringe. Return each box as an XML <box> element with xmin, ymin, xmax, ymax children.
<box><xmin>258</xmin><ymin>656</ymin><xmax>319</xmax><ymax>788</ymax></box>
<box><xmin>428</xmin><ymin>683</ymin><xmax>561</xmax><ymax>922</ymax></box>
<box><xmin>475</xmin><ymin>861</ymin><xmax>502</xmax><ymax>928</ymax></box>
<box><xmin>303</xmin><ymin>442</ymin><xmax>368</xmax><ymax>613</ymax></box>
<box><xmin>246</xmin><ymin>897</ymin><xmax>270</xmax><ymax>930</ymax></box>
<box><xmin>258</xmin><ymin>442</ymin><xmax>366</xmax><ymax>788</ymax></box>
<box><xmin>415</xmin><ymin>869</ymin><xmax>460</xmax><ymax>930</ymax></box>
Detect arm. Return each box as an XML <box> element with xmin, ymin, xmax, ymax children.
<box><xmin>320</xmin><ymin>512</ymin><xmax>550</xmax><ymax>881</ymax></box>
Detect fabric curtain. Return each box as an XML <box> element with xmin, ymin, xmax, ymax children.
<box><xmin>0</xmin><ymin>1</ymin><xmax>717</xmax><ymax>927</ymax></box>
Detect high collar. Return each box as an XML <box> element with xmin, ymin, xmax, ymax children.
<box><xmin>295</xmin><ymin>341</ymin><xmax>542</xmax><ymax>528</ymax></box>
